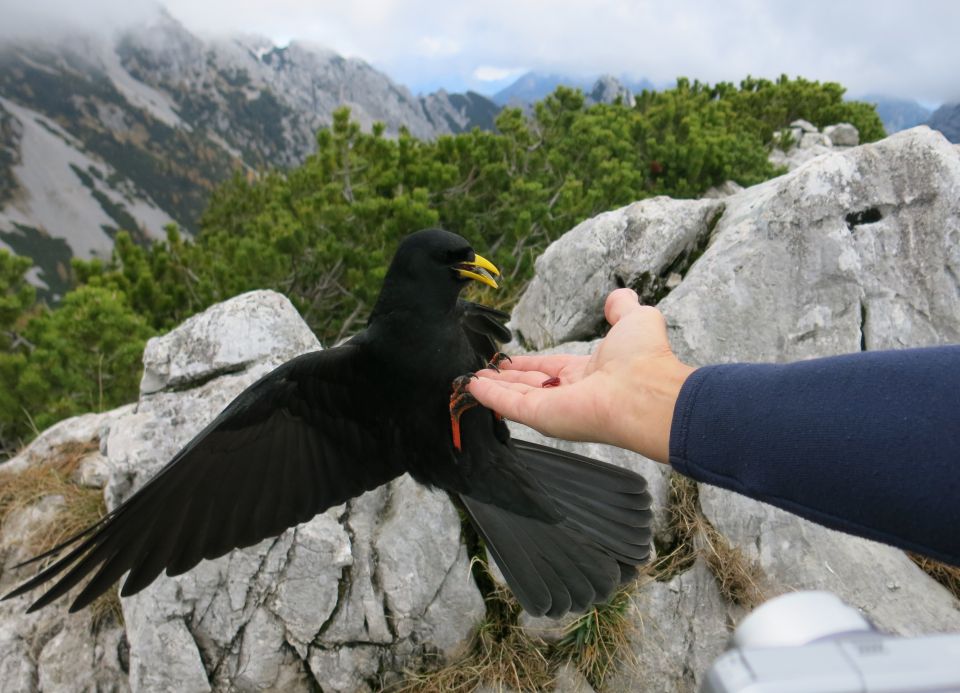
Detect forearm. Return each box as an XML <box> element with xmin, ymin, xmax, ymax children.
<box><xmin>668</xmin><ymin>346</ymin><xmax>960</xmax><ymax>565</ymax></box>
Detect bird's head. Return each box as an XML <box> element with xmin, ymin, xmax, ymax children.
<box><xmin>373</xmin><ymin>229</ymin><xmax>500</xmax><ymax>316</ymax></box>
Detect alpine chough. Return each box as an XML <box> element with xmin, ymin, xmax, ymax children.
<box><xmin>5</xmin><ymin>228</ymin><xmax>652</xmax><ymax>618</ymax></box>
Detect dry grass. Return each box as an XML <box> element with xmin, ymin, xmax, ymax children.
<box><xmin>0</xmin><ymin>439</ymin><xmax>121</xmax><ymax>627</ymax></box>
<box><xmin>395</xmin><ymin>621</ymin><xmax>553</xmax><ymax>693</ymax></box>
<box><xmin>395</xmin><ymin>548</ymin><xmax>644</xmax><ymax>692</ymax></box>
<box><xmin>392</xmin><ymin>576</ymin><xmax>554</xmax><ymax>693</ymax></box>
<box><xmin>909</xmin><ymin>553</ymin><xmax>960</xmax><ymax>601</ymax></box>
<box><xmin>700</xmin><ymin>525</ymin><xmax>763</xmax><ymax>608</ymax></box>
<box><xmin>652</xmin><ymin>474</ymin><xmax>763</xmax><ymax>608</ymax></box>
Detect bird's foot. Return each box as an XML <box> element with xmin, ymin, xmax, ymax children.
<box><xmin>450</xmin><ymin>374</ymin><xmax>479</xmax><ymax>452</ymax></box>
<box><xmin>486</xmin><ymin>352</ymin><xmax>512</xmax><ymax>372</ymax></box>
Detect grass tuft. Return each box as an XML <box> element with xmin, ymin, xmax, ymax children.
<box><xmin>395</xmin><ymin>542</ymin><xmax>643</xmax><ymax>692</ymax></box>
<box><xmin>391</xmin><ymin>563</ymin><xmax>554</xmax><ymax>692</ymax></box>
<box><xmin>651</xmin><ymin>474</ymin><xmax>763</xmax><ymax>608</ymax></box>
<box><xmin>909</xmin><ymin>553</ymin><xmax>960</xmax><ymax>601</ymax></box>
<box><xmin>555</xmin><ymin>583</ymin><xmax>637</xmax><ymax>689</ymax></box>
<box><xmin>0</xmin><ymin>439</ymin><xmax>121</xmax><ymax>626</ymax></box>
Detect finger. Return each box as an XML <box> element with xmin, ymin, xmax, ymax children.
<box><xmin>472</xmin><ymin>378</ymin><xmax>538</xmax><ymax>394</ymax></box>
<box><xmin>495</xmin><ymin>353</ymin><xmax>585</xmax><ymax>376</ymax></box>
<box><xmin>468</xmin><ymin>377</ymin><xmax>542</xmax><ymax>420</ymax></box>
<box><xmin>604</xmin><ymin>288</ymin><xmax>642</xmax><ymax>325</ymax></box>
<box><xmin>473</xmin><ymin>369</ymin><xmax>552</xmax><ymax>387</ymax></box>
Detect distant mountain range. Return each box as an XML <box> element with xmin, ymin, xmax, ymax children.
<box><xmin>493</xmin><ymin>72</ymin><xmax>656</xmax><ymax>107</ymax></box>
<box><xmin>927</xmin><ymin>102</ymin><xmax>960</xmax><ymax>143</ymax></box>
<box><xmin>0</xmin><ymin>10</ymin><xmax>499</xmax><ymax>297</ymax></box>
<box><xmin>861</xmin><ymin>95</ymin><xmax>933</xmax><ymax>135</ymax></box>
<box><xmin>491</xmin><ymin>78</ymin><xmax>943</xmax><ymax>140</ymax></box>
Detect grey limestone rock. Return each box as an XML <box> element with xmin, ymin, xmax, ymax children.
<box><xmin>770</xmin><ymin>121</ymin><xmax>862</xmax><ymax>171</ymax></box>
<box><xmin>608</xmin><ymin>561</ymin><xmax>730</xmax><ymax>692</ymax></box>
<box><xmin>824</xmin><ymin>122</ymin><xmax>860</xmax><ymax>147</ymax></box>
<box><xmin>3</xmin><ymin>289</ymin><xmax>485</xmax><ymax>692</ymax></box>
<box><xmin>588</xmin><ymin>75</ymin><xmax>635</xmax><ymax>107</ymax></box>
<box><xmin>701</xmin><ymin>180</ymin><xmax>744</xmax><ymax>199</ymax></box>
<box><xmin>507</xmin><ymin>125</ymin><xmax>960</xmax><ymax>689</ymax></box>
<box><xmin>510</xmin><ymin>197</ymin><xmax>725</xmax><ymax>350</ymax></box>
<box><xmin>0</xmin><ymin>410</ymin><xmax>133</xmax><ymax>693</ymax></box>
<box><xmin>790</xmin><ymin>118</ymin><xmax>819</xmax><ymax>133</ymax></box>
<box><xmin>664</xmin><ymin>126</ymin><xmax>960</xmax><ymax>364</ymax></box>
<box><xmin>139</xmin><ymin>289</ymin><xmax>320</xmax><ymax>394</ymax></box>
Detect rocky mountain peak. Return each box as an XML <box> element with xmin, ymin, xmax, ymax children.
<box><xmin>0</xmin><ymin>12</ymin><xmax>499</xmax><ymax>298</ymax></box>
<box><xmin>588</xmin><ymin>74</ymin><xmax>635</xmax><ymax>106</ymax></box>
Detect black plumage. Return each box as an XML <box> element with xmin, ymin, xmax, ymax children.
<box><xmin>5</xmin><ymin>228</ymin><xmax>652</xmax><ymax>618</ymax></box>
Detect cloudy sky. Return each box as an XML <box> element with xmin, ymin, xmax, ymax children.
<box><xmin>2</xmin><ymin>0</ymin><xmax>957</xmax><ymax>105</ymax></box>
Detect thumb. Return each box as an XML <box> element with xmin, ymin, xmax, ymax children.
<box><xmin>604</xmin><ymin>288</ymin><xmax>643</xmax><ymax>325</ymax></box>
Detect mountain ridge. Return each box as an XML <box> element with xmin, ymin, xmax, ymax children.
<box><xmin>0</xmin><ymin>10</ymin><xmax>498</xmax><ymax>297</ymax></box>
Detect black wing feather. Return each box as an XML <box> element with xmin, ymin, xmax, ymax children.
<box><xmin>5</xmin><ymin>345</ymin><xmax>405</xmax><ymax>612</ymax></box>
<box><xmin>459</xmin><ymin>300</ymin><xmax>511</xmax><ymax>362</ymax></box>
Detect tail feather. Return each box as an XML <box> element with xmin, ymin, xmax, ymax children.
<box><xmin>460</xmin><ymin>439</ymin><xmax>653</xmax><ymax>618</ymax></box>
<box><xmin>463</xmin><ymin>497</ymin><xmax>553</xmax><ymax>615</ymax></box>
<box><xmin>461</xmin><ymin>495</ymin><xmax>616</xmax><ymax>616</ymax></box>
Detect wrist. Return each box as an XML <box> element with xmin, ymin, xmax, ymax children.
<box><xmin>618</xmin><ymin>356</ymin><xmax>696</xmax><ymax>463</ymax></box>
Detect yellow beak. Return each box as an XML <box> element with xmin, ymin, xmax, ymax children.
<box><xmin>455</xmin><ymin>253</ymin><xmax>500</xmax><ymax>289</ymax></box>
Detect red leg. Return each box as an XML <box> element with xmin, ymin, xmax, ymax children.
<box><xmin>449</xmin><ymin>375</ymin><xmax>479</xmax><ymax>452</ymax></box>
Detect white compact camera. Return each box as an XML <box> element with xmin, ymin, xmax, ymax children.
<box><xmin>701</xmin><ymin>591</ymin><xmax>960</xmax><ymax>692</ymax></box>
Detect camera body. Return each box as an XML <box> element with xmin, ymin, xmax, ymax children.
<box><xmin>701</xmin><ymin>591</ymin><xmax>960</xmax><ymax>692</ymax></box>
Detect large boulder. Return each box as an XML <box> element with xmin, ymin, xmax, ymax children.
<box><xmin>662</xmin><ymin>126</ymin><xmax>960</xmax><ymax>362</ymax></box>
<box><xmin>1</xmin><ymin>290</ymin><xmax>484</xmax><ymax>693</ymax></box>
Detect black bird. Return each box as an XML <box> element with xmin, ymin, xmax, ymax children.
<box><xmin>5</xmin><ymin>229</ymin><xmax>652</xmax><ymax>618</ymax></box>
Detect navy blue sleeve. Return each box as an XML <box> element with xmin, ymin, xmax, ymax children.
<box><xmin>669</xmin><ymin>346</ymin><xmax>960</xmax><ymax>566</ymax></box>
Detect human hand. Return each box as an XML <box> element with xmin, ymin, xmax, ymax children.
<box><xmin>468</xmin><ymin>289</ymin><xmax>695</xmax><ymax>463</ymax></box>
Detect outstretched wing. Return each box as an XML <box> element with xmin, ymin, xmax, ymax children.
<box><xmin>5</xmin><ymin>344</ymin><xmax>405</xmax><ymax>612</ymax></box>
<box><xmin>458</xmin><ymin>299</ymin><xmax>511</xmax><ymax>363</ymax></box>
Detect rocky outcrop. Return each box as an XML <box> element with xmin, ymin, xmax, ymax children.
<box><xmin>420</xmin><ymin>90</ymin><xmax>501</xmax><ymax>134</ymax></box>
<box><xmin>0</xmin><ymin>290</ymin><xmax>484</xmax><ymax>692</ymax></box>
<box><xmin>513</xmin><ymin>125</ymin><xmax>960</xmax><ymax>688</ymax></box>
<box><xmin>492</xmin><ymin>71</ymin><xmax>654</xmax><ymax>108</ymax></box>
<box><xmin>4</xmin><ymin>126</ymin><xmax>960</xmax><ymax>692</ymax></box>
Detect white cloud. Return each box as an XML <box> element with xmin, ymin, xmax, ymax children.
<box><xmin>0</xmin><ymin>0</ymin><xmax>159</xmax><ymax>39</ymax></box>
<box><xmin>472</xmin><ymin>66</ymin><xmax>526</xmax><ymax>82</ymax></box>
<box><xmin>1</xmin><ymin>0</ymin><xmax>958</xmax><ymax>103</ymax></box>
<box><xmin>417</xmin><ymin>35</ymin><xmax>460</xmax><ymax>57</ymax></box>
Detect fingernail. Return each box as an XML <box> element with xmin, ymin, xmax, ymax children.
<box><xmin>541</xmin><ymin>376</ymin><xmax>561</xmax><ymax>388</ymax></box>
